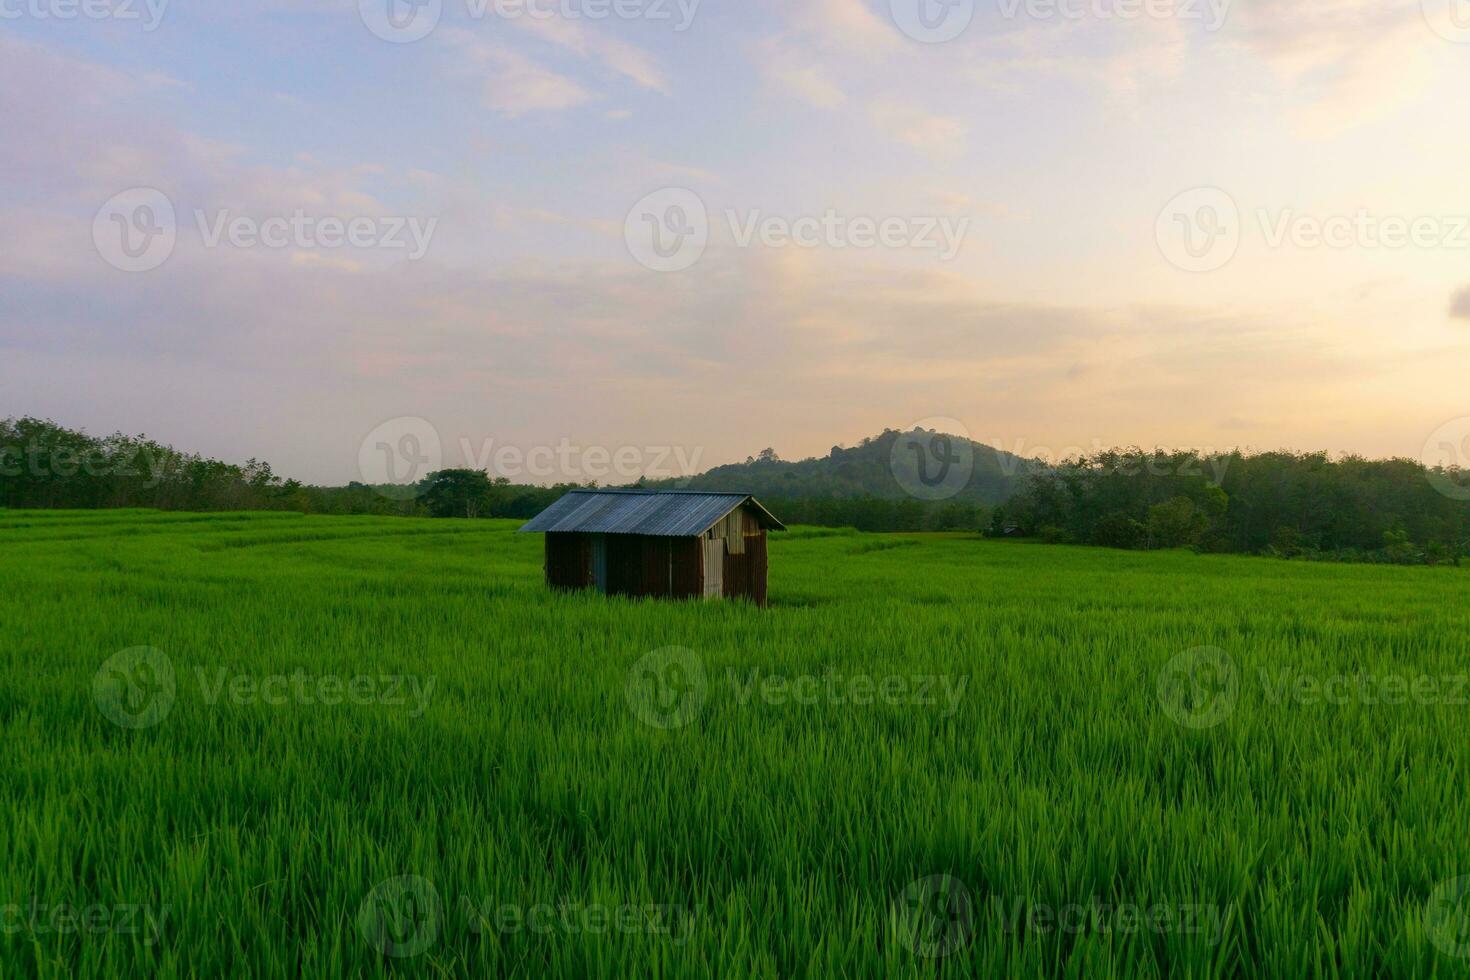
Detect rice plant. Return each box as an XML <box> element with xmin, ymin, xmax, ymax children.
<box><xmin>2</xmin><ymin>509</ymin><xmax>1469</xmax><ymax>977</ymax></box>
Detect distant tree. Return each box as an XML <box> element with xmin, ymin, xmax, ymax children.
<box><xmin>420</xmin><ymin>469</ymin><xmax>493</xmax><ymax>519</ymax></box>
<box><xmin>1092</xmin><ymin>512</ymin><xmax>1147</xmax><ymax>550</ymax></box>
<box><xmin>1146</xmin><ymin>496</ymin><xmax>1210</xmax><ymax>549</ymax></box>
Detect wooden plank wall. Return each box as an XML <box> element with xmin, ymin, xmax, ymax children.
<box><xmin>543</xmin><ymin>513</ymin><xmax>765</xmax><ymax>605</ymax></box>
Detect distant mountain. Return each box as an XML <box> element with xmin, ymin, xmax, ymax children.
<box><xmin>648</xmin><ymin>428</ymin><xmax>1039</xmax><ymax>505</ymax></box>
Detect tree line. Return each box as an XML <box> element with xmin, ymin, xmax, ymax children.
<box><xmin>7</xmin><ymin>418</ymin><xmax>1468</xmax><ymax>563</ymax></box>
<box><xmin>990</xmin><ymin>449</ymin><xmax>1470</xmax><ymax>564</ymax></box>
<box><xmin>0</xmin><ymin>418</ymin><xmax>570</xmax><ymax>519</ymax></box>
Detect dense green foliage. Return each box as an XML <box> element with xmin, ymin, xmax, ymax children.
<box><xmin>10</xmin><ymin>418</ymin><xmax>1470</xmax><ymax>559</ymax></box>
<box><xmin>761</xmin><ymin>494</ymin><xmax>986</xmax><ymax>532</ymax></box>
<box><xmin>995</xmin><ymin>449</ymin><xmax>1470</xmax><ymax>564</ymax></box>
<box><xmin>4</xmin><ymin>510</ymin><xmax>1470</xmax><ymax>977</ymax></box>
<box><xmin>0</xmin><ymin>418</ymin><xmax>571</xmax><ymax>520</ymax></box>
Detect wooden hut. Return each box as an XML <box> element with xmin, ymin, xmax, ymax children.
<box><xmin>517</xmin><ymin>489</ymin><xmax>784</xmax><ymax>605</ymax></box>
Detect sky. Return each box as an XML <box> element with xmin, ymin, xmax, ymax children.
<box><xmin>3</xmin><ymin>0</ymin><xmax>1470</xmax><ymax>485</ymax></box>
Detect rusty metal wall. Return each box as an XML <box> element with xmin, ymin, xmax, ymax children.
<box><xmin>671</xmin><ymin>537</ymin><xmax>705</xmax><ymax>599</ymax></box>
<box><xmin>721</xmin><ymin>529</ymin><xmax>769</xmax><ymax>607</ymax></box>
<box><xmin>544</xmin><ymin>529</ymin><xmax>760</xmax><ymax>604</ymax></box>
<box><xmin>545</xmin><ymin>533</ymin><xmax>592</xmax><ymax>590</ymax></box>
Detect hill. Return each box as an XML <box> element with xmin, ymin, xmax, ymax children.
<box><xmin>647</xmin><ymin>428</ymin><xmax>1037</xmax><ymax>505</ymax></box>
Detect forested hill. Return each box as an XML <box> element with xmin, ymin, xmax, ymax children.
<box><xmin>647</xmin><ymin>428</ymin><xmax>1037</xmax><ymax>505</ymax></box>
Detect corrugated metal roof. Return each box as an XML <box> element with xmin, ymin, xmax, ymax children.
<box><xmin>517</xmin><ymin>489</ymin><xmax>784</xmax><ymax>536</ymax></box>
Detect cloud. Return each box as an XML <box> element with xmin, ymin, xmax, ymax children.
<box><xmin>442</xmin><ymin>30</ymin><xmax>595</xmax><ymax>116</ymax></box>
<box><xmin>868</xmin><ymin>99</ymin><xmax>966</xmax><ymax>157</ymax></box>
<box><xmin>756</xmin><ymin>38</ymin><xmax>846</xmax><ymax>108</ymax></box>
<box><xmin>775</xmin><ymin>0</ymin><xmax>901</xmax><ymax>56</ymax></box>
<box><xmin>509</xmin><ymin>14</ymin><xmax>669</xmax><ymax>93</ymax></box>
<box><xmin>965</xmin><ymin>15</ymin><xmax>1189</xmax><ymax>106</ymax></box>
<box><xmin>1452</xmin><ymin>286</ymin><xmax>1470</xmax><ymax>320</ymax></box>
<box><xmin>1228</xmin><ymin>0</ymin><xmax>1440</xmax><ymax>136</ymax></box>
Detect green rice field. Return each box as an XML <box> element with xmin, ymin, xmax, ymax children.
<box><xmin>4</xmin><ymin>508</ymin><xmax>1470</xmax><ymax>977</ymax></box>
